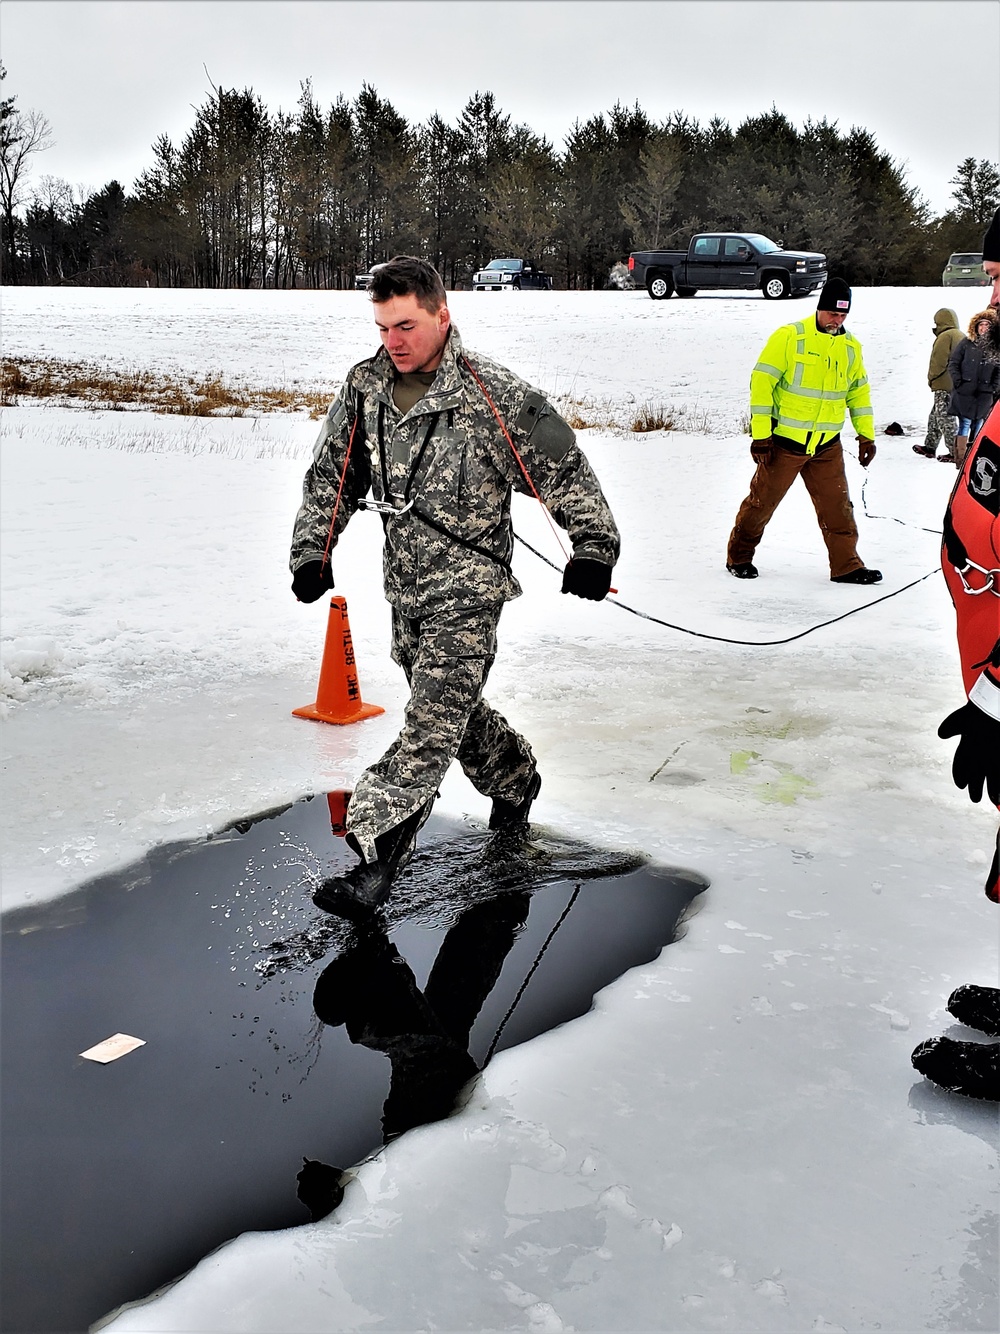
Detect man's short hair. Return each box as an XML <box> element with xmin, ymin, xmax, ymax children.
<box><xmin>368</xmin><ymin>256</ymin><xmax>447</xmax><ymax>312</ymax></box>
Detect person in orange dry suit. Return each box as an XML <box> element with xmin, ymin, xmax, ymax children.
<box><xmin>910</xmin><ymin>211</ymin><xmax>1000</xmax><ymax>1101</ymax></box>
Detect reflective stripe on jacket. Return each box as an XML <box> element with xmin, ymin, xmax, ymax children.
<box><xmin>749</xmin><ymin>315</ymin><xmax>875</xmax><ymax>454</ymax></box>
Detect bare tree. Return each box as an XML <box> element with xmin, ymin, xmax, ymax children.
<box><xmin>24</xmin><ymin>174</ymin><xmax>74</xmax><ymax>280</ymax></box>
<box><xmin>0</xmin><ymin>66</ymin><xmax>54</xmax><ymax>281</ymax></box>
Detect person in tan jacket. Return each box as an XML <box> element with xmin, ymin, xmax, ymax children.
<box><xmin>913</xmin><ymin>307</ymin><xmax>963</xmax><ymax>461</ymax></box>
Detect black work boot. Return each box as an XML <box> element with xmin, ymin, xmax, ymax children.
<box><xmin>314</xmin><ymin>802</ymin><xmax>431</xmax><ymax>915</ymax></box>
<box><xmin>489</xmin><ymin>771</ymin><xmax>541</xmax><ymax>832</ymax></box>
<box><xmin>831</xmin><ymin>568</ymin><xmax>882</xmax><ymax>584</ymax></box>
<box><xmin>947</xmin><ymin>984</ymin><xmax>1000</xmax><ymax>1037</ymax></box>
<box><xmin>911</xmin><ymin>1035</ymin><xmax>1000</xmax><ymax>1101</ymax></box>
<box><xmin>727</xmin><ymin>562</ymin><xmax>758</xmax><ymax>579</ymax></box>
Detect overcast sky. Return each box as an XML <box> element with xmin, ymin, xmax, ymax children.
<box><xmin>2</xmin><ymin>0</ymin><xmax>998</xmax><ymax>216</ymax></box>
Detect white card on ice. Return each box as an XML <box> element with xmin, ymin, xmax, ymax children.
<box><xmin>79</xmin><ymin>1033</ymin><xmax>146</xmax><ymax>1063</ymax></box>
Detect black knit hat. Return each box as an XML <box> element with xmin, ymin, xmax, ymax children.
<box><xmin>982</xmin><ymin>208</ymin><xmax>1000</xmax><ymax>262</ymax></box>
<box><xmin>817</xmin><ymin>277</ymin><xmax>852</xmax><ymax>313</ymax></box>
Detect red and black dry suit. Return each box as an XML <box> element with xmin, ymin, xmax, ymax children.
<box><xmin>943</xmin><ymin>399</ymin><xmax>1000</xmax><ymax>899</ymax></box>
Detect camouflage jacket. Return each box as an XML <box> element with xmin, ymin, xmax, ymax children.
<box><xmin>290</xmin><ymin>326</ymin><xmax>621</xmax><ymax>618</ymax></box>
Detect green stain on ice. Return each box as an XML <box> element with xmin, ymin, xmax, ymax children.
<box><xmin>729</xmin><ymin>749</ymin><xmax>759</xmax><ymax>775</ymax></box>
<box><xmin>757</xmin><ymin>770</ymin><xmax>817</xmax><ymax>805</ymax></box>
<box><xmin>729</xmin><ymin>750</ymin><xmax>818</xmax><ymax>805</ymax></box>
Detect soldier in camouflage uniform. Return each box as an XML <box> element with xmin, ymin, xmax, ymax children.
<box><xmin>290</xmin><ymin>257</ymin><xmax>620</xmax><ymax>911</ymax></box>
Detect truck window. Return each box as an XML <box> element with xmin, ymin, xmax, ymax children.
<box><xmin>692</xmin><ymin>237</ymin><xmax>721</xmax><ymax>258</ymax></box>
<box><xmin>724</xmin><ymin>238</ymin><xmax>751</xmax><ymax>258</ymax></box>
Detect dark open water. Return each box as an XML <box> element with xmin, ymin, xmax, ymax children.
<box><xmin>1</xmin><ymin>795</ymin><xmax>708</xmax><ymax>1333</ymax></box>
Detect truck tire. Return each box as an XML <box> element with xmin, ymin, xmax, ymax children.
<box><xmin>762</xmin><ymin>272</ymin><xmax>790</xmax><ymax>300</ymax></box>
<box><xmin>647</xmin><ymin>272</ymin><xmax>673</xmax><ymax>300</ymax></box>
<box><xmin>675</xmin><ymin>286</ymin><xmax>698</xmax><ymax>298</ymax></box>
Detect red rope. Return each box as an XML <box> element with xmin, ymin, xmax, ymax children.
<box><xmin>320</xmin><ymin>412</ymin><xmax>359</xmax><ymax>570</ymax></box>
<box><xmin>321</xmin><ymin>369</ymin><xmax>613</xmax><ymax>594</ymax></box>
<box><xmin>462</xmin><ymin>356</ymin><xmax>571</xmax><ymax>564</ymax></box>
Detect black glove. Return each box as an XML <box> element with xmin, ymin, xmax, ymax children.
<box><xmin>561</xmin><ymin>558</ymin><xmax>612</xmax><ymax>601</ymax></box>
<box><xmin>750</xmin><ymin>437</ymin><xmax>773</xmax><ymax>462</ymax></box>
<box><xmin>291</xmin><ymin>560</ymin><xmax>334</xmax><ymax>604</ymax></box>
<box><xmin>938</xmin><ymin>703</ymin><xmax>1000</xmax><ymax>805</ymax></box>
<box><xmin>858</xmin><ymin>438</ymin><xmax>877</xmax><ymax>467</ymax></box>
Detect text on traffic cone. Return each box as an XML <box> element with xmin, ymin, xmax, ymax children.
<box><xmin>293</xmin><ymin>595</ymin><xmax>385</xmax><ymax>726</ymax></box>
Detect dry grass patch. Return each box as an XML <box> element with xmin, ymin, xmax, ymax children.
<box><xmin>559</xmin><ymin>394</ymin><xmax>712</xmax><ymax>435</ymax></box>
<box><xmin>1</xmin><ymin>356</ymin><xmax>333</xmax><ymax>419</ymax></box>
<box><xmin>559</xmin><ymin>396</ymin><xmax>621</xmax><ymax>431</ymax></box>
<box><xmin>630</xmin><ymin>401</ymin><xmax>679</xmax><ymax>433</ymax></box>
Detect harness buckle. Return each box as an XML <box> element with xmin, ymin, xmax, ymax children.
<box><xmin>358</xmin><ymin>497</ymin><xmax>413</xmax><ymax>517</ymax></box>
<box><xmin>955</xmin><ymin>560</ymin><xmax>1000</xmax><ymax>596</ymax></box>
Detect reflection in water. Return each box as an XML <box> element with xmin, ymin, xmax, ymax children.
<box><xmin>931</xmin><ymin>1209</ymin><xmax>1000</xmax><ymax>1332</ymax></box>
<box><xmin>299</xmin><ymin>890</ymin><xmax>532</xmax><ymax>1218</ymax></box>
<box><xmin>908</xmin><ymin>1076</ymin><xmax>1000</xmax><ymax>1153</ymax></box>
<box><xmin>258</xmin><ymin>823</ymin><xmax>645</xmax><ymax>981</ymax></box>
<box><xmin>1</xmin><ymin>795</ymin><xmax>706</xmax><ymax>1333</ymax></box>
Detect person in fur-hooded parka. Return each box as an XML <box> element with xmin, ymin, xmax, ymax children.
<box><xmin>947</xmin><ymin>308</ymin><xmax>1000</xmax><ymax>466</ymax></box>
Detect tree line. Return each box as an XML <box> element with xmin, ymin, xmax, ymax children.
<box><xmin>2</xmin><ymin>68</ymin><xmax>998</xmax><ymax>290</ymax></box>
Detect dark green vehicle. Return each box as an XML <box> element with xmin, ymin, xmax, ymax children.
<box><xmin>942</xmin><ymin>252</ymin><xmax>988</xmax><ymax>287</ymax></box>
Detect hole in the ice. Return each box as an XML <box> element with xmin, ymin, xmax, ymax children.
<box><xmin>1</xmin><ymin>794</ymin><xmax>708</xmax><ymax>1334</ymax></box>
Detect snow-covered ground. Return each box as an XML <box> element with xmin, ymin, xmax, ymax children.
<box><xmin>1</xmin><ymin>286</ymin><xmax>997</xmax><ymax>1333</ymax></box>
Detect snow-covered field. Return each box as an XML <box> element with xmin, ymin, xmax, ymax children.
<box><xmin>1</xmin><ymin>285</ymin><xmax>997</xmax><ymax>1333</ymax></box>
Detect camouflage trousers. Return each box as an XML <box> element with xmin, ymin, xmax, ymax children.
<box><xmin>346</xmin><ymin>603</ymin><xmax>537</xmax><ymax>862</ymax></box>
<box><xmin>924</xmin><ymin>391</ymin><xmax>957</xmax><ymax>453</ymax></box>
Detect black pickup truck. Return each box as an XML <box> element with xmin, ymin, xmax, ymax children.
<box><xmin>628</xmin><ymin>232</ymin><xmax>827</xmax><ymax>300</ymax></box>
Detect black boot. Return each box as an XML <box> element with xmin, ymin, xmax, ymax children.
<box><xmin>947</xmin><ymin>984</ymin><xmax>1000</xmax><ymax>1037</ymax></box>
<box><xmin>727</xmin><ymin>562</ymin><xmax>758</xmax><ymax>579</ymax></box>
<box><xmin>831</xmin><ymin>568</ymin><xmax>882</xmax><ymax>585</ymax></box>
<box><xmin>911</xmin><ymin>1035</ymin><xmax>1000</xmax><ymax>1101</ymax></box>
<box><xmin>489</xmin><ymin>771</ymin><xmax>541</xmax><ymax>832</ymax></box>
<box><xmin>314</xmin><ymin>802</ymin><xmax>431</xmax><ymax>915</ymax></box>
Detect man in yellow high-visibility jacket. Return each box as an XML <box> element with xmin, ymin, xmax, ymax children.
<box><xmin>726</xmin><ymin>277</ymin><xmax>882</xmax><ymax>584</ymax></box>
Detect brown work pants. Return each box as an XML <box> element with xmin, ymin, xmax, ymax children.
<box><xmin>727</xmin><ymin>439</ymin><xmax>863</xmax><ymax>578</ymax></box>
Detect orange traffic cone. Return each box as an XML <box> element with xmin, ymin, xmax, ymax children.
<box><xmin>293</xmin><ymin>595</ymin><xmax>385</xmax><ymax>726</ymax></box>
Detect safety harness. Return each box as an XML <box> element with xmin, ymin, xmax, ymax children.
<box><xmin>943</xmin><ymin>503</ymin><xmax>1000</xmax><ymax>598</ymax></box>
<box><xmin>319</xmin><ymin>356</ymin><xmax>571</xmax><ymax>576</ymax></box>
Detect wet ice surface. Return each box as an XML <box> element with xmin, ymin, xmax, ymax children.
<box><xmin>3</xmin><ymin>287</ymin><xmax>998</xmax><ymax>1331</ymax></box>
<box><xmin>0</xmin><ymin>795</ymin><xmax>704</xmax><ymax>1334</ymax></box>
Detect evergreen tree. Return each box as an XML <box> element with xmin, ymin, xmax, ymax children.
<box><xmin>2</xmin><ymin>76</ymin><xmax>974</xmax><ymax>291</ymax></box>
<box><xmin>454</xmin><ymin>92</ymin><xmax>516</xmax><ymax>273</ymax></box>
<box><xmin>948</xmin><ymin>157</ymin><xmax>1000</xmax><ymax>223</ymax></box>
<box><xmin>485</xmin><ymin>126</ymin><xmax>559</xmax><ymax>266</ymax></box>
<box><xmin>353</xmin><ymin>84</ymin><xmax>419</xmax><ymax>269</ymax></box>
<box><xmin>129</xmin><ymin>134</ymin><xmax>195</xmax><ymax>286</ymax></box>
<box><xmin>620</xmin><ymin>129</ymin><xmax>685</xmax><ymax>249</ymax></box>
<box><xmin>81</xmin><ymin>181</ymin><xmax>129</xmax><ymax>276</ymax></box>
<box><xmin>417</xmin><ymin>112</ymin><xmax>466</xmax><ymax>285</ymax></box>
